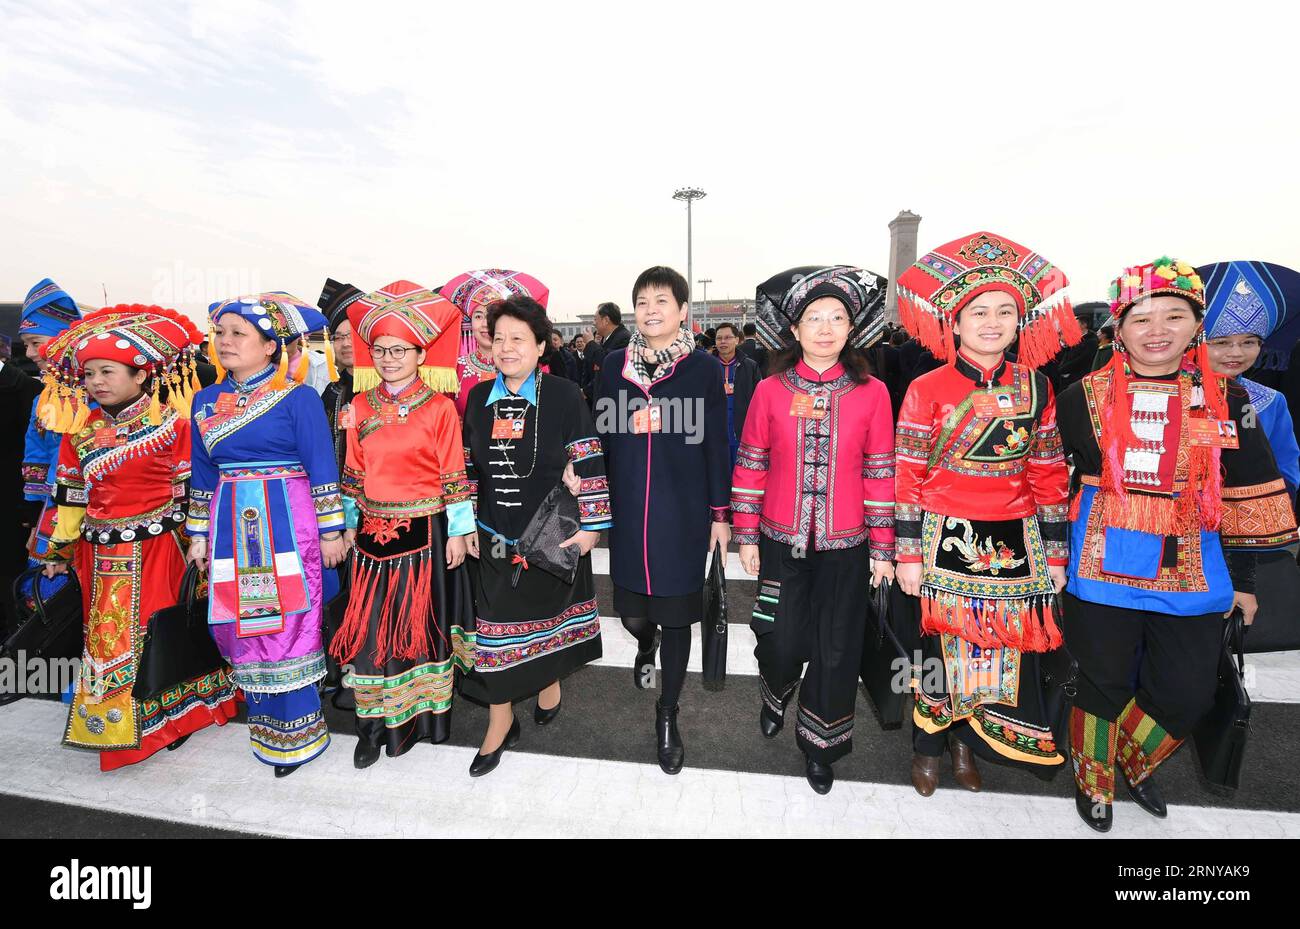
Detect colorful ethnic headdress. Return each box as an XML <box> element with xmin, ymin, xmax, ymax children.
<box><xmin>1096</xmin><ymin>256</ymin><xmax>1227</xmax><ymax>535</ymax></box>
<box><xmin>754</xmin><ymin>265</ymin><xmax>887</xmax><ymax>350</ymax></box>
<box><xmin>37</xmin><ymin>304</ymin><xmax>204</xmax><ymax>433</ymax></box>
<box><xmin>439</xmin><ymin>269</ymin><xmax>549</xmax><ymax>358</ymax></box>
<box><xmin>1196</xmin><ymin>260</ymin><xmax>1300</xmax><ymax>372</ymax></box>
<box><xmin>21</xmin><ymin>278</ymin><xmax>84</xmax><ymax>338</ymax></box>
<box><xmin>896</xmin><ymin>231</ymin><xmax>1080</xmax><ymax>368</ymax></box>
<box><xmin>347</xmin><ymin>279</ymin><xmax>461</xmax><ymax>393</ymax></box>
<box><xmin>209</xmin><ymin>292</ymin><xmax>338</xmax><ymax>388</ymax></box>
<box><xmin>317</xmin><ymin>278</ymin><xmax>367</xmax><ymax>334</ymax></box>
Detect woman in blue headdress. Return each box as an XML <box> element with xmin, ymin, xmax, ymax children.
<box><xmin>19</xmin><ymin>279</ymin><xmax>85</xmax><ymax>560</ymax></box>
<box><xmin>1198</xmin><ymin>261</ymin><xmax>1300</xmax><ymax>500</ymax></box>
<box><xmin>187</xmin><ymin>293</ymin><xmax>347</xmax><ymax>777</ymax></box>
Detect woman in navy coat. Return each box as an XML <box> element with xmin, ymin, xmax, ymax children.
<box><xmin>595</xmin><ymin>266</ymin><xmax>731</xmax><ymax>774</ymax></box>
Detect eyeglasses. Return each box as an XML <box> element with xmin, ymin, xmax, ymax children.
<box><xmin>370</xmin><ymin>345</ymin><xmax>415</xmax><ymax>359</ymax></box>
<box><xmin>331</xmin><ymin>332</ymin><xmax>353</xmax><ymax>343</ymax></box>
<box><xmin>800</xmin><ymin>313</ymin><xmax>852</xmax><ymax>329</ymax></box>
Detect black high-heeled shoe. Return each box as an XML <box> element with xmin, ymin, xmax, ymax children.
<box><xmin>805</xmin><ymin>756</ymin><xmax>834</xmax><ymax>795</ymax></box>
<box><xmin>166</xmin><ymin>734</ymin><xmax>191</xmax><ymax>752</ymax></box>
<box><xmin>1125</xmin><ymin>774</ymin><xmax>1167</xmax><ymax>818</ymax></box>
<box><xmin>469</xmin><ymin>716</ymin><xmax>520</xmax><ymax>777</ymax></box>
<box><xmin>655</xmin><ymin>699</ymin><xmax>684</xmax><ymax>775</ymax></box>
<box><xmin>354</xmin><ymin>740</ymin><xmax>381</xmax><ymax>770</ymax></box>
<box><xmin>759</xmin><ymin>701</ymin><xmax>785</xmax><ymax>739</ymax></box>
<box><xmin>274</xmin><ymin>764</ymin><xmax>298</xmax><ymax>779</ymax></box>
<box><xmin>1074</xmin><ymin>784</ymin><xmax>1113</xmax><ymax>832</ymax></box>
<box><xmin>534</xmin><ymin>696</ymin><xmax>562</xmax><ymax>726</ymax></box>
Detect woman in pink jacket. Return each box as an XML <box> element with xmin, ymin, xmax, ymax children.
<box><xmin>732</xmin><ymin>266</ymin><xmax>896</xmax><ymax>795</ymax></box>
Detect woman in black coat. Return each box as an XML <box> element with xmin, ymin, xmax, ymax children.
<box><xmin>595</xmin><ymin>267</ymin><xmax>731</xmax><ymax>775</ymax></box>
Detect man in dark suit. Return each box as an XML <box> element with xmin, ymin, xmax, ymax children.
<box><xmin>739</xmin><ymin>322</ymin><xmax>769</xmax><ymax>376</ymax></box>
<box><xmin>585</xmin><ymin>302</ymin><xmax>630</xmax><ymax>404</ymax></box>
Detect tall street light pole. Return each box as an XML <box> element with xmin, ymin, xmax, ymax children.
<box><xmin>672</xmin><ymin>187</ymin><xmax>706</xmax><ymax>329</ymax></box>
<box><xmin>698</xmin><ymin>278</ymin><xmax>712</xmax><ymax>328</ymax></box>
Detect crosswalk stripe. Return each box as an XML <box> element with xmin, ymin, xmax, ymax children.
<box><xmin>2</xmin><ymin>700</ymin><xmax>1294</xmax><ymax>839</ymax></box>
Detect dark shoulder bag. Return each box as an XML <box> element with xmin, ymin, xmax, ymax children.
<box><xmin>133</xmin><ymin>563</ymin><xmax>226</xmax><ymax>701</ymax></box>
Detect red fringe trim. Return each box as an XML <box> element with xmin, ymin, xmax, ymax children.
<box><xmin>919</xmin><ymin>589</ymin><xmax>1060</xmax><ymax>654</ymax></box>
<box><xmin>330</xmin><ymin>551</ymin><xmax>442</xmax><ymax>665</ymax></box>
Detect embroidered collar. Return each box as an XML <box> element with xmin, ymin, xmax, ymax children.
<box><xmin>485</xmin><ymin>368</ymin><xmax>538</xmax><ymax>406</ymax></box>
<box><xmin>464</xmin><ymin>350</ymin><xmax>495</xmax><ymax>375</ymax></box>
<box><xmin>380</xmin><ymin>377</ymin><xmax>429</xmax><ymax>402</ymax></box>
<box><xmin>228</xmin><ymin>364</ymin><xmax>276</xmax><ymax>392</ymax></box>
<box><xmin>102</xmin><ymin>393</ymin><xmax>151</xmax><ymax>425</ymax></box>
<box><xmin>954</xmin><ymin>350</ymin><xmax>1007</xmax><ymax>385</ymax></box>
<box><xmin>795</xmin><ymin>358</ymin><xmax>845</xmax><ymax>383</ymax></box>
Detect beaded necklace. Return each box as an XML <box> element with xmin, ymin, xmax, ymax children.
<box><xmin>492</xmin><ymin>372</ymin><xmax>543</xmax><ymax>480</ymax></box>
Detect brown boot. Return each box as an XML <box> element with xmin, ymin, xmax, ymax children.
<box><xmin>950</xmin><ymin>739</ymin><xmax>982</xmax><ymax>792</ymax></box>
<box><xmin>910</xmin><ymin>752</ymin><xmax>940</xmax><ymax>797</ymax></box>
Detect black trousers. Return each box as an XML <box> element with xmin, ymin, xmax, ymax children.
<box><xmin>753</xmin><ymin>535</ymin><xmax>869</xmax><ymax>765</ymax></box>
<box><xmin>1062</xmin><ymin>592</ymin><xmax>1222</xmax><ymax>738</ymax></box>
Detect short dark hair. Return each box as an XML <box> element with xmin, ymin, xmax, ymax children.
<box><xmin>742</xmin><ymin>322</ymin><xmax>757</xmax><ymax>336</ymax></box>
<box><xmin>596</xmin><ymin>302</ymin><xmax>622</xmax><ymax>326</ymax></box>
<box><xmin>715</xmin><ymin>322</ymin><xmax>742</xmax><ymax>339</ymax></box>
<box><xmin>633</xmin><ymin>266</ymin><xmax>689</xmax><ymax>307</ymax></box>
<box><xmin>890</xmin><ymin>329</ymin><xmax>909</xmax><ymax>347</ymax></box>
<box><xmin>487</xmin><ymin>294</ymin><xmax>551</xmax><ymax>346</ymax></box>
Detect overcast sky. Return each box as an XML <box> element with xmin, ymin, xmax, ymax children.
<box><xmin>2</xmin><ymin>0</ymin><xmax>1295</xmax><ymax>324</ymax></box>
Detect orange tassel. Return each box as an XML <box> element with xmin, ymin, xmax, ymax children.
<box><xmin>207</xmin><ymin>327</ymin><xmax>226</xmax><ymax>383</ymax></box>
<box><xmin>147</xmin><ymin>374</ymin><xmax>162</xmax><ymax>426</ymax></box>
<box><xmin>269</xmin><ymin>340</ymin><xmax>289</xmax><ymax>390</ymax></box>
<box><xmin>324</xmin><ymin>334</ymin><xmax>339</xmax><ymax>383</ymax></box>
<box><xmin>292</xmin><ymin>349</ymin><xmax>310</xmax><ymax>385</ymax></box>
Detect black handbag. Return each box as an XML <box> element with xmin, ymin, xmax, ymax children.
<box><xmin>511</xmin><ymin>484</ymin><xmax>582</xmax><ymax>587</ymax></box>
<box><xmin>1192</xmin><ymin>611</ymin><xmax>1251</xmax><ymax>790</ymax></box>
<box><xmin>1</xmin><ymin>566</ymin><xmax>83</xmax><ymax>663</ymax></box>
<box><xmin>859</xmin><ymin>579</ymin><xmax>911</xmax><ymax>730</ymax></box>
<box><xmin>132</xmin><ymin>563</ymin><xmax>226</xmax><ymax>701</ymax></box>
<box><xmin>1242</xmin><ymin>550</ymin><xmax>1300</xmax><ymax>653</ymax></box>
<box><xmin>700</xmin><ymin>542</ymin><xmax>728</xmax><ymax>684</ymax></box>
<box><xmin>1038</xmin><ymin>599</ymin><xmax>1078</xmax><ymax>754</ymax></box>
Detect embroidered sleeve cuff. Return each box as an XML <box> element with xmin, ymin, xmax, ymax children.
<box><xmin>710</xmin><ymin>506</ymin><xmax>731</xmax><ymax>524</ymax></box>
<box><xmin>733</xmin><ymin>529</ymin><xmax>760</xmax><ymax>546</ymax></box>
<box><xmin>1219</xmin><ymin>479</ymin><xmax>1300</xmax><ymax>550</ymax></box>
<box><xmin>576</xmin><ymin>475</ymin><xmax>611</xmax><ymax>529</ymax></box>
<box><xmin>446</xmin><ymin>500</ymin><xmax>476</xmax><ymax>537</ymax></box>
<box><xmin>869</xmin><ymin>543</ymin><xmax>895</xmax><ymax>562</ymax></box>
<box><xmin>312</xmin><ymin>482</ymin><xmax>346</xmax><ymax>535</ymax></box>
<box><xmin>186</xmin><ymin>488</ymin><xmax>212</xmax><ymax>537</ymax></box>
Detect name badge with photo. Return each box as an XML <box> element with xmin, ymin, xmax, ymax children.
<box><xmin>631</xmin><ymin>405</ymin><xmax>663</xmax><ymax>434</ymax></box>
<box><xmin>789</xmin><ymin>393</ymin><xmax>828</xmax><ymax>420</ymax></box>
<box><xmin>1188</xmin><ymin>418</ymin><xmax>1240</xmax><ymax>449</ymax></box>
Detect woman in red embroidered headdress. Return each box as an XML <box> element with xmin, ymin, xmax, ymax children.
<box><xmin>894</xmin><ymin>232</ymin><xmax>1082</xmax><ymax>797</ymax></box>
<box><xmin>330</xmin><ymin>280</ymin><xmax>477</xmax><ymax>769</ymax></box>
<box><xmin>1058</xmin><ymin>257</ymin><xmax>1298</xmax><ymax>832</ymax></box>
<box><xmin>38</xmin><ymin>305</ymin><xmax>238</xmax><ymax>770</ymax></box>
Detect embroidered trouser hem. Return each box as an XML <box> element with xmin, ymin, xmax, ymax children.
<box><xmin>753</xmin><ymin>535</ymin><xmax>869</xmax><ymax>765</ymax></box>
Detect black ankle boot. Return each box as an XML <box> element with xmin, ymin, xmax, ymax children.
<box><xmin>1074</xmin><ymin>784</ymin><xmax>1114</xmax><ymax>833</ymax></box>
<box><xmin>633</xmin><ymin>631</ymin><xmax>660</xmax><ymax>690</ymax></box>
<box><xmin>655</xmin><ymin>699</ymin><xmax>684</xmax><ymax>775</ymax></box>
<box><xmin>274</xmin><ymin>764</ymin><xmax>298</xmax><ymax>779</ymax></box>
<box><xmin>805</xmin><ymin>756</ymin><xmax>834</xmax><ymax>794</ymax></box>
<box><xmin>353</xmin><ymin>740</ymin><xmax>381</xmax><ymax>770</ymax></box>
<box><xmin>759</xmin><ymin>701</ymin><xmax>785</xmax><ymax>739</ymax></box>
<box><xmin>166</xmin><ymin>734</ymin><xmax>191</xmax><ymax>752</ymax></box>
<box><xmin>1125</xmin><ymin>774</ymin><xmax>1168</xmax><ymax>818</ymax></box>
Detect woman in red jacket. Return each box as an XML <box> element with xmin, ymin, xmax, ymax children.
<box><xmin>893</xmin><ymin>232</ymin><xmax>1082</xmax><ymax>797</ymax></box>
<box><xmin>732</xmin><ymin>266</ymin><xmax>895</xmax><ymax>795</ymax></box>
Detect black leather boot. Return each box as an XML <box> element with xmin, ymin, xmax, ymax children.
<box><xmin>633</xmin><ymin>630</ymin><xmax>660</xmax><ymax>690</ymax></box>
<box><xmin>655</xmin><ymin>699</ymin><xmax>684</xmax><ymax>774</ymax></box>
<box><xmin>1125</xmin><ymin>774</ymin><xmax>1168</xmax><ymax>818</ymax></box>
<box><xmin>165</xmin><ymin>734</ymin><xmax>191</xmax><ymax>752</ymax></box>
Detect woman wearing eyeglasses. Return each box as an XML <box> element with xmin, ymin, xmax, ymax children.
<box><xmin>330</xmin><ymin>281</ymin><xmax>477</xmax><ymax>769</ymax></box>
<box><xmin>733</xmin><ymin>266</ymin><xmax>895</xmax><ymax>794</ymax></box>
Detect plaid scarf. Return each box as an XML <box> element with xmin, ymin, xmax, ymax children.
<box><xmin>626</xmin><ymin>324</ymin><xmax>695</xmax><ymax>387</ymax></box>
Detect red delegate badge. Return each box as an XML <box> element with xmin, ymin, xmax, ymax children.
<box><xmin>1188</xmin><ymin>418</ymin><xmax>1240</xmax><ymax>449</ymax></box>
<box><xmin>789</xmin><ymin>393</ymin><xmax>828</xmax><ymax>420</ymax></box>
